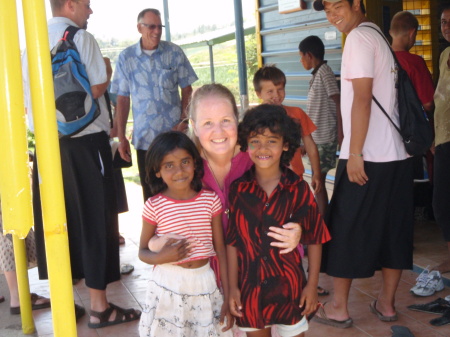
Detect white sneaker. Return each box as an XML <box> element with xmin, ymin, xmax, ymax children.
<box><xmin>411</xmin><ymin>270</ymin><xmax>445</xmax><ymax>297</ymax></box>
<box><xmin>410</xmin><ymin>267</ymin><xmax>430</xmax><ymax>293</ymax></box>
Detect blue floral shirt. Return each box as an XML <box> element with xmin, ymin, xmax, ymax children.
<box><xmin>110</xmin><ymin>40</ymin><xmax>198</xmax><ymax>150</ymax></box>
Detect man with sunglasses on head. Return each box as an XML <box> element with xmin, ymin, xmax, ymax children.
<box><xmin>111</xmin><ymin>8</ymin><xmax>198</xmax><ymax>202</ymax></box>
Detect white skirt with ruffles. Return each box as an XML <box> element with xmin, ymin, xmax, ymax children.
<box><xmin>139</xmin><ymin>262</ymin><xmax>232</xmax><ymax>337</ymax></box>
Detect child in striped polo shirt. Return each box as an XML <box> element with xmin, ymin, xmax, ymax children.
<box><xmin>299</xmin><ymin>36</ymin><xmax>342</xmax><ymax>216</ymax></box>
<box><xmin>138</xmin><ymin>131</ymin><xmax>233</xmax><ymax>337</ymax></box>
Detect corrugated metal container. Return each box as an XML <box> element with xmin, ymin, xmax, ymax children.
<box><xmin>258</xmin><ymin>0</ymin><xmax>342</xmax><ymax>109</ymax></box>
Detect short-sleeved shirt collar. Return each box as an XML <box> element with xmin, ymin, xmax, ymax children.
<box><xmin>311</xmin><ymin>60</ymin><xmax>327</xmax><ymax>76</ymax></box>
<box><xmin>134</xmin><ymin>38</ymin><xmax>167</xmax><ymax>57</ymax></box>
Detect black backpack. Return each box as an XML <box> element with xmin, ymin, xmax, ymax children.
<box><xmin>363</xmin><ymin>25</ymin><xmax>434</xmax><ymax>156</ymax></box>
<box><xmin>51</xmin><ymin>26</ymin><xmax>100</xmax><ymax>137</ymax></box>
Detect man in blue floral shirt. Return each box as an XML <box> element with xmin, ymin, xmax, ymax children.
<box><xmin>111</xmin><ymin>8</ymin><xmax>198</xmax><ymax>200</ymax></box>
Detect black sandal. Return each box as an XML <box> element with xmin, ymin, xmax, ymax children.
<box><xmin>391</xmin><ymin>325</ymin><xmax>415</xmax><ymax>337</ymax></box>
<box><xmin>88</xmin><ymin>302</ymin><xmax>141</xmax><ymax>329</ymax></box>
<box><xmin>407</xmin><ymin>298</ymin><xmax>450</xmax><ymax>315</ymax></box>
<box><xmin>430</xmin><ymin>308</ymin><xmax>450</xmax><ymax>327</ymax></box>
<box><xmin>75</xmin><ymin>304</ymin><xmax>86</xmax><ymax>321</ymax></box>
<box><xmin>317</xmin><ymin>286</ymin><xmax>330</xmax><ymax>296</ymax></box>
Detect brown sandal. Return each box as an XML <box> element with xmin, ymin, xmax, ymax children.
<box><xmin>10</xmin><ymin>293</ymin><xmax>51</xmax><ymax>315</ymax></box>
<box><xmin>88</xmin><ymin>302</ymin><xmax>141</xmax><ymax>329</ymax></box>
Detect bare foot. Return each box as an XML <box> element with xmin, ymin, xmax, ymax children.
<box><xmin>432</xmin><ymin>259</ymin><xmax>450</xmax><ymax>274</ymax></box>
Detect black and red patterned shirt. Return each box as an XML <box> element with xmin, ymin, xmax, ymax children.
<box><xmin>226</xmin><ymin>167</ymin><xmax>331</xmax><ymax>328</ymax></box>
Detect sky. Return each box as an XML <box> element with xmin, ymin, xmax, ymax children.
<box><xmin>17</xmin><ymin>0</ymin><xmax>256</xmax><ymax>46</ymax></box>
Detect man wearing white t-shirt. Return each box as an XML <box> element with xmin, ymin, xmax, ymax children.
<box><xmin>312</xmin><ymin>0</ymin><xmax>413</xmax><ymax>329</ymax></box>
<box><xmin>23</xmin><ymin>0</ymin><xmax>141</xmax><ymax>328</ymax></box>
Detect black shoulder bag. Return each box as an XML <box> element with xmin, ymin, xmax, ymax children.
<box><xmin>362</xmin><ymin>25</ymin><xmax>433</xmax><ymax>156</ymax></box>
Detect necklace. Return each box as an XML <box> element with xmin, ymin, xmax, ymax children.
<box><xmin>203</xmin><ymin>150</ymin><xmax>231</xmax><ymax>217</ymax></box>
<box><xmin>203</xmin><ymin>150</ymin><xmax>223</xmax><ymax>190</ymax></box>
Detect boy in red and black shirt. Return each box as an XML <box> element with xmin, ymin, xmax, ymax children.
<box><xmin>226</xmin><ymin>105</ymin><xmax>330</xmax><ymax>337</ymax></box>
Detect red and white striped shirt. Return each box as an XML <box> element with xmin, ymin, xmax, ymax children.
<box><xmin>143</xmin><ymin>189</ymin><xmax>222</xmax><ymax>264</ymax></box>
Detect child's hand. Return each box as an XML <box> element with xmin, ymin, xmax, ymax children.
<box><xmin>148</xmin><ymin>233</ymin><xmax>186</xmax><ymax>252</ymax></box>
<box><xmin>219</xmin><ymin>300</ymin><xmax>235</xmax><ymax>331</ymax></box>
<box><xmin>149</xmin><ymin>234</ymin><xmax>199</xmax><ymax>253</ymax></box>
<box><xmin>268</xmin><ymin>222</ymin><xmax>302</xmax><ymax>254</ymax></box>
<box><xmin>229</xmin><ymin>288</ymin><xmax>243</xmax><ymax>318</ymax></box>
<box><xmin>299</xmin><ymin>284</ymin><xmax>319</xmax><ymax>317</ymax></box>
<box><xmin>299</xmin><ymin>145</ymin><xmax>306</xmax><ymax>156</ymax></box>
<box><xmin>158</xmin><ymin>238</ymin><xmax>191</xmax><ymax>263</ymax></box>
<box><xmin>310</xmin><ymin>173</ymin><xmax>322</xmax><ymax>194</ymax></box>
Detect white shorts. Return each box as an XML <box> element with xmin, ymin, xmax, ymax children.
<box><xmin>238</xmin><ymin>316</ymin><xmax>308</xmax><ymax>337</ymax></box>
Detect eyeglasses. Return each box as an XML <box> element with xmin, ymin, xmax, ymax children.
<box><xmin>140</xmin><ymin>23</ymin><xmax>165</xmax><ymax>30</ymax></box>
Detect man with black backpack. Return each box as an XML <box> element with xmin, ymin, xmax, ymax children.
<box><xmin>22</xmin><ymin>0</ymin><xmax>141</xmax><ymax>328</ymax></box>
<box><xmin>312</xmin><ymin>0</ymin><xmax>414</xmax><ymax>329</ymax></box>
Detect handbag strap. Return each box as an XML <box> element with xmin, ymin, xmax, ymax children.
<box><xmin>358</xmin><ymin>24</ymin><xmax>402</xmax><ymax>136</ymax></box>
<box><xmin>372</xmin><ymin>96</ymin><xmax>402</xmax><ymax>135</ymax></box>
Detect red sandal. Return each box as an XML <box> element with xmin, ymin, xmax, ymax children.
<box><xmin>88</xmin><ymin>303</ymin><xmax>141</xmax><ymax>329</ymax></box>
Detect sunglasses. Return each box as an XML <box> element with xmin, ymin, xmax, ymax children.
<box><xmin>140</xmin><ymin>23</ymin><xmax>165</xmax><ymax>30</ymax></box>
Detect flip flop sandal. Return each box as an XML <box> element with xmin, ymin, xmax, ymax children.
<box><xmin>391</xmin><ymin>325</ymin><xmax>415</xmax><ymax>337</ymax></box>
<box><xmin>306</xmin><ymin>302</ymin><xmax>322</xmax><ymax>321</ymax></box>
<box><xmin>317</xmin><ymin>286</ymin><xmax>330</xmax><ymax>296</ymax></box>
<box><xmin>430</xmin><ymin>308</ymin><xmax>450</xmax><ymax>326</ymax></box>
<box><xmin>88</xmin><ymin>302</ymin><xmax>141</xmax><ymax>329</ymax></box>
<box><xmin>10</xmin><ymin>293</ymin><xmax>51</xmax><ymax>315</ymax></box>
<box><xmin>369</xmin><ymin>300</ymin><xmax>398</xmax><ymax>322</ymax></box>
<box><xmin>120</xmin><ymin>263</ymin><xmax>134</xmax><ymax>275</ymax></box>
<box><xmin>313</xmin><ymin>302</ymin><xmax>353</xmax><ymax>328</ymax></box>
<box><xmin>407</xmin><ymin>298</ymin><xmax>450</xmax><ymax>315</ymax></box>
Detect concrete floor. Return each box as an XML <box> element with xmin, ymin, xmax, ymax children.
<box><xmin>1</xmin><ymin>178</ymin><xmax>450</xmax><ymax>337</ymax></box>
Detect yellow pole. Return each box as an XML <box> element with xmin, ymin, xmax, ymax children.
<box><xmin>255</xmin><ymin>0</ymin><xmax>263</xmax><ymax>68</ymax></box>
<box><xmin>0</xmin><ymin>0</ymin><xmax>36</xmax><ymax>334</ymax></box>
<box><xmin>13</xmin><ymin>237</ymin><xmax>36</xmax><ymax>334</ymax></box>
<box><xmin>21</xmin><ymin>0</ymin><xmax>77</xmax><ymax>335</ymax></box>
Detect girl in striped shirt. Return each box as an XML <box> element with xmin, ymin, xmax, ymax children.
<box><xmin>138</xmin><ymin>131</ymin><xmax>233</xmax><ymax>337</ymax></box>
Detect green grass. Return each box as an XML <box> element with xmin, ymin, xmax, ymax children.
<box><xmin>186</xmin><ymin>39</ymin><xmax>259</xmax><ymax>104</ymax></box>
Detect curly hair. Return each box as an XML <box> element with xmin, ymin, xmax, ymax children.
<box><xmin>145</xmin><ymin>131</ymin><xmax>204</xmax><ymax>197</ymax></box>
<box><xmin>238</xmin><ymin>104</ymin><xmax>301</xmax><ymax>167</ymax></box>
